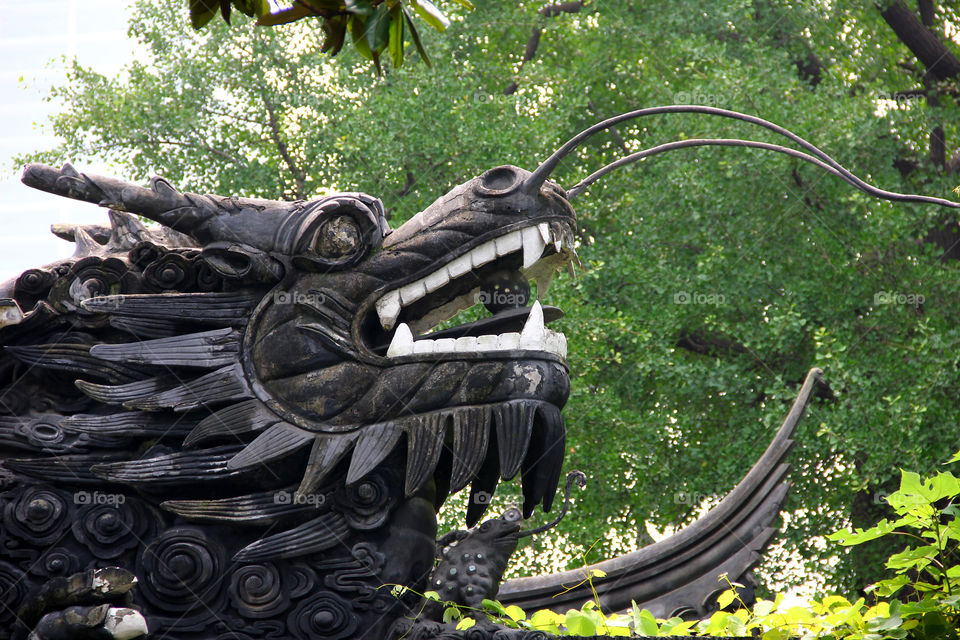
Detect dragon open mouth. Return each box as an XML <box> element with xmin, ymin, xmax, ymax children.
<box><xmin>366</xmin><ymin>221</ymin><xmax>578</xmax><ymax>360</ymax></box>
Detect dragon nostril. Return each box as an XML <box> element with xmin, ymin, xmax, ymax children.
<box><xmin>477</xmin><ymin>165</ymin><xmax>522</xmax><ymax>196</ymax></box>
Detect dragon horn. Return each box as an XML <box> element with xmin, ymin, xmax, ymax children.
<box><xmin>20</xmin><ymin>163</ymin><xmax>291</xmax><ymax>241</ymax></box>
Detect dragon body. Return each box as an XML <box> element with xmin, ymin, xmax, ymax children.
<box><xmin>0</xmin><ymin>161</ymin><xmax>577</xmax><ymax>640</ymax></box>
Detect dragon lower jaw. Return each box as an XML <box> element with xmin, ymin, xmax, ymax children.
<box><xmin>385</xmin><ymin>301</ymin><xmax>567</xmax><ymax>359</ymax></box>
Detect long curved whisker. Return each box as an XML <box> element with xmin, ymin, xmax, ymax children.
<box><xmin>525</xmin><ymin>105</ymin><xmax>960</xmax><ymax>211</ymax></box>
<box><xmin>527</xmin><ymin>105</ymin><xmax>848</xmax><ymax>192</ymax></box>
<box><xmin>565</xmin><ymin>137</ymin><xmax>960</xmax><ymax>209</ymax></box>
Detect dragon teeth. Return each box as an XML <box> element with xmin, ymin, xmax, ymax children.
<box><xmin>375</xmin><ymin>291</ymin><xmax>401</xmax><ymax>331</ymax></box>
<box><xmin>386</xmin><ymin>323</ymin><xmax>414</xmax><ymax>357</ymax></box>
<box><xmin>471</xmin><ymin>240</ymin><xmax>497</xmax><ymax>268</ymax></box>
<box><xmin>399</xmin><ymin>280</ymin><xmax>426</xmax><ymax>306</ymax></box>
<box><xmin>384</xmin><ymin>302</ymin><xmax>565</xmax><ymax>359</ymax></box>
<box><xmin>447</xmin><ymin>254</ymin><xmax>472</xmax><ymax>278</ymax></box>
<box><xmin>522</xmin><ymin>226</ymin><xmax>546</xmax><ymax>269</ymax></box>
<box><xmin>519</xmin><ymin>301</ymin><xmax>545</xmax><ymax>349</ymax></box>
<box><xmin>495</xmin><ymin>230</ymin><xmax>523</xmax><ymax>256</ymax></box>
<box><xmin>424</xmin><ymin>268</ymin><xmax>450</xmax><ymax>293</ymax></box>
<box><xmin>538</xmin><ymin>222</ymin><xmax>550</xmax><ymax>244</ymax></box>
<box><xmin>373</xmin><ymin>223</ymin><xmax>567</xmax><ymax>335</ymax></box>
<box><xmin>498</xmin><ymin>332</ymin><xmax>520</xmax><ymax>350</ymax></box>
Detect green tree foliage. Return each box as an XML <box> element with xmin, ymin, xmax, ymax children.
<box><xmin>188</xmin><ymin>0</ymin><xmax>471</xmax><ymax>72</ymax></box>
<box><xmin>18</xmin><ymin>0</ymin><xmax>960</xmax><ymax>595</ymax></box>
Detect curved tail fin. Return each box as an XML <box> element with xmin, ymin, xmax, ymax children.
<box><xmin>499</xmin><ymin>368</ymin><xmax>823</xmax><ymax>618</ymax></box>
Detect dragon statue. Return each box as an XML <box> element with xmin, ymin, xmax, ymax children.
<box><xmin>1</xmin><ymin>106</ymin><xmax>957</xmax><ymax>640</ymax></box>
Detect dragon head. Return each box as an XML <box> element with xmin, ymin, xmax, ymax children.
<box><xmin>243</xmin><ymin>163</ymin><xmax>579</xmax><ymax>524</ymax></box>
<box><xmin>19</xmin><ymin>159</ymin><xmax>579</xmax><ymax>527</ymax></box>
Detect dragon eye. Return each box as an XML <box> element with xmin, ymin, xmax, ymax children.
<box><xmin>311</xmin><ymin>215</ymin><xmax>362</xmax><ymax>259</ymax></box>
<box><xmin>291</xmin><ymin>196</ymin><xmax>386</xmax><ymax>272</ymax></box>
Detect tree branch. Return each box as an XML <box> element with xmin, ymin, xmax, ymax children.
<box><xmin>587</xmin><ymin>100</ymin><xmax>630</xmax><ymax>155</ymax></box>
<box><xmin>918</xmin><ymin>0</ymin><xmax>935</xmax><ymax>26</ymax></box>
<box><xmin>99</xmin><ymin>136</ymin><xmax>246</xmax><ymax>166</ymax></box>
<box><xmin>879</xmin><ymin>0</ymin><xmax>960</xmax><ymax>81</ymax></box>
<box><xmin>504</xmin><ymin>1</ymin><xmax>585</xmax><ymax>95</ymax></box>
<box><xmin>260</xmin><ymin>91</ymin><xmax>306</xmax><ymax>199</ymax></box>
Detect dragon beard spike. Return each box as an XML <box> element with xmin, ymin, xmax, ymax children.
<box><xmin>106</xmin><ymin>210</ymin><xmax>150</xmax><ymax>249</ymax></box>
<box><xmin>70</xmin><ymin>227</ymin><xmax>106</xmax><ymax>259</ymax></box>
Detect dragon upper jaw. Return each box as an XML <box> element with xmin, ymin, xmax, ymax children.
<box><xmin>367</xmin><ymin>220</ymin><xmax>577</xmax><ymax>361</ymax></box>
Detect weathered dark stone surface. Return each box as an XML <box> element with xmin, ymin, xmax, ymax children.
<box><xmin>2</xmin><ymin>162</ymin><xmax>580</xmax><ymax>639</ymax></box>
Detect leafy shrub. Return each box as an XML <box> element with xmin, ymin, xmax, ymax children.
<box><xmin>416</xmin><ymin>450</ymin><xmax>960</xmax><ymax>638</ymax></box>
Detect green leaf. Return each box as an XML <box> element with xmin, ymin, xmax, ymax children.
<box><xmin>348</xmin><ymin>15</ymin><xmax>375</xmax><ymax>60</ymax></box>
<box><xmin>504</xmin><ymin>605</ymin><xmax>526</xmax><ymax>622</ymax></box>
<box><xmin>320</xmin><ymin>15</ymin><xmax>348</xmax><ymax>55</ymax></box>
<box><xmin>189</xmin><ymin>0</ymin><xmax>219</xmax><ymax>29</ymax></box>
<box><xmin>885</xmin><ymin>544</ymin><xmax>938</xmax><ymax>570</ymax></box>
<box><xmin>920</xmin><ymin>611</ymin><xmax>952</xmax><ymax>637</ymax></box>
<box><xmin>232</xmin><ymin>0</ymin><xmax>258</xmax><ymax>18</ymax></box>
<box><xmin>828</xmin><ymin>519</ymin><xmax>899</xmax><ymax>546</ymax></box>
<box><xmin>387</xmin><ymin>6</ymin><xmax>404</xmax><ymax>68</ymax></box>
<box><xmin>634</xmin><ymin>608</ymin><xmax>660</xmax><ymax>636</ymax></box>
<box><xmin>481</xmin><ymin>599</ymin><xmax>508</xmax><ymax>616</ymax></box>
<box><xmin>365</xmin><ymin>4</ymin><xmax>390</xmax><ymax>52</ymax></box>
<box><xmin>402</xmin><ymin>8</ymin><xmax>431</xmax><ymax>67</ymax></box>
<box><xmin>869</xmin><ymin>574</ymin><xmax>911</xmax><ymax>597</ymax></box>
<box><xmin>717</xmin><ymin>588</ymin><xmax>737</xmax><ymax>610</ymax></box>
<box><xmin>564</xmin><ymin>610</ymin><xmax>596</xmax><ymax>636</ymax></box>
<box><xmin>442</xmin><ymin>606</ymin><xmax>460</xmax><ymax>624</ymax></box>
<box><xmin>408</xmin><ymin>0</ymin><xmax>450</xmax><ymax>31</ymax></box>
<box><xmin>455</xmin><ymin>617</ymin><xmax>475</xmax><ymax>630</ymax></box>
<box><xmin>528</xmin><ymin>609</ymin><xmax>561</xmax><ymax>633</ymax></box>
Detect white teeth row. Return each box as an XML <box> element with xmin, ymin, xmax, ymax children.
<box><xmin>386</xmin><ymin>301</ymin><xmax>567</xmax><ymax>359</ymax></box>
<box><xmin>375</xmin><ymin>223</ymin><xmax>557</xmax><ymax>331</ymax></box>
